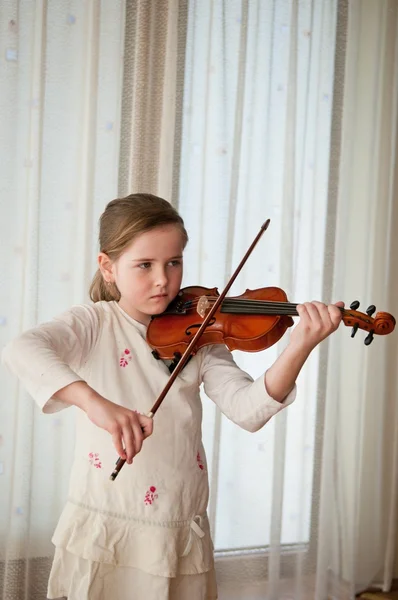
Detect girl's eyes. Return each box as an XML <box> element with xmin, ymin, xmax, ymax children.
<box><xmin>138</xmin><ymin>260</ymin><xmax>181</xmax><ymax>270</ymax></box>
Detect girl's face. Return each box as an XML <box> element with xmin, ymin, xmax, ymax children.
<box><xmin>101</xmin><ymin>224</ymin><xmax>184</xmax><ymax>325</ymax></box>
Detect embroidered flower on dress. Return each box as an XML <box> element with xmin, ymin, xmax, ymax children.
<box><xmin>120</xmin><ymin>348</ymin><xmax>132</xmax><ymax>367</ymax></box>
<box><xmin>196</xmin><ymin>452</ymin><xmax>205</xmax><ymax>471</ymax></box>
<box><xmin>88</xmin><ymin>452</ymin><xmax>102</xmax><ymax>469</ymax></box>
<box><xmin>144</xmin><ymin>486</ymin><xmax>158</xmax><ymax>505</ymax></box>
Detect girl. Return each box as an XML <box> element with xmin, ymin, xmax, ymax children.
<box><xmin>2</xmin><ymin>193</ymin><xmax>342</xmax><ymax>600</ymax></box>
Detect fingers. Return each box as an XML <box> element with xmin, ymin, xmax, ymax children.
<box><xmin>328</xmin><ymin>303</ymin><xmax>343</xmax><ymax>328</ymax></box>
<box><xmin>138</xmin><ymin>414</ymin><xmax>154</xmax><ymax>439</ymax></box>
<box><xmin>297</xmin><ymin>301</ymin><xmax>328</xmax><ymax>328</ymax></box>
<box><xmin>112</xmin><ymin>431</ymin><xmax>127</xmax><ymax>461</ymax></box>
<box><xmin>312</xmin><ymin>301</ymin><xmax>336</xmax><ymax>329</ymax></box>
<box><xmin>131</xmin><ymin>417</ymin><xmax>144</xmax><ymax>454</ymax></box>
<box><xmin>307</xmin><ymin>301</ymin><xmax>327</xmax><ymax>326</ymax></box>
<box><xmin>87</xmin><ymin>397</ymin><xmax>153</xmax><ymax>465</ymax></box>
<box><xmin>121</xmin><ymin>422</ymin><xmax>136</xmax><ymax>464</ymax></box>
<box><xmin>297</xmin><ymin>301</ymin><xmax>343</xmax><ymax>333</ymax></box>
<box><xmin>294</xmin><ymin>299</ymin><xmax>344</xmax><ymax>352</ymax></box>
<box><xmin>111</xmin><ymin>412</ymin><xmax>151</xmax><ymax>464</ymax></box>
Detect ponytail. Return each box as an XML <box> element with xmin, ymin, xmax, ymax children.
<box><xmin>89</xmin><ymin>269</ymin><xmax>121</xmax><ymax>302</ymax></box>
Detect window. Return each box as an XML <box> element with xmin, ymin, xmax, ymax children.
<box><xmin>178</xmin><ymin>0</ymin><xmax>337</xmax><ymax>551</ymax></box>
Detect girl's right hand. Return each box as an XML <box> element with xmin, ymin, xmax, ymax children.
<box><xmin>85</xmin><ymin>395</ymin><xmax>153</xmax><ymax>463</ymax></box>
<box><xmin>53</xmin><ymin>381</ymin><xmax>153</xmax><ymax>463</ymax></box>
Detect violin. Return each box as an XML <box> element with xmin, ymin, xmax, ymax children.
<box><xmin>147</xmin><ymin>285</ymin><xmax>395</xmax><ymax>363</ymax></box>
<box><xmin>109</xmin><ymin>220</ymin><xmax>395</xmax><ymax>481</ymax></box>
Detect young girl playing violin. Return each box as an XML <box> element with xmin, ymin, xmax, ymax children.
<box><xmin>2</xmin><ymin>193</ymin><xmax>342</xmax><ymax>600</ymax></box>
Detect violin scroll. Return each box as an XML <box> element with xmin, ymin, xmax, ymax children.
<box><xmin>342</xmin><ymin>302</ymin><xmax>395</xmax><ymax>346</ymax></box>
<box><xmin>372</xmin><ymin>312</ymin><xmax>396</xmax><ymax>335</ymax></box>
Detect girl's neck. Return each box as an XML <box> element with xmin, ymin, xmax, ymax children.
<box><xmin>117</xmin><ymin>300</ymin><xmax>151</xmax><ymax>326</ymax></box>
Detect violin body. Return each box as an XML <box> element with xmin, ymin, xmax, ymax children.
<box><xmin>147</xmin><ymin>286</ymin><xmax>294</xmax><ymax>359</ymax></box>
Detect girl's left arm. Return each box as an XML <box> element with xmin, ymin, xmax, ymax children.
<box><xmin>200</xmin><ymin>301</ymin><xmax>343</xmax><ymax>433</ymax></box>
<box><xmin>264</xmin><ymin>301</ymin><xmax>343</xmax><ymax>402</ymax></box>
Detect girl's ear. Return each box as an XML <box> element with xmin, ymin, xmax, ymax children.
<box><xmin>98</xmin><ymin>252</ymin><xmax>114</xmax><ymax>283</ymax></box>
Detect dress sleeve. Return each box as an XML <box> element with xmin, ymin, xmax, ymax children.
<box><xmin>200</xmin><ymin>344</ymin><xmax>296</xmax><ymax>433</ymax></box>
<box><xmin>1</xmin><ymin>304</ymin><xmax>100</xmax><ymax>413</ymax></box>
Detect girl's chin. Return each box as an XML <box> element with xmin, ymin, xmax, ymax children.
<box><xmin>149</xmin><ymin>305</ymin><xmax>168</xmax><ymax>314</ymax></box>
<box><xmin>147</xmin><ymin>297</ymin><xmax>170</xmax><ymax>311</ymax></box>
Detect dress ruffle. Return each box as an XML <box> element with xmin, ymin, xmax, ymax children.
<box><xmin>47</xmin><ymin>547</ymin><xmax>218</xmax><ymax>600</ymax></box>
<box><xmin>51</xmin><ymin>499</ymin><xmax>214</xmax><ymax>578</ymax></box>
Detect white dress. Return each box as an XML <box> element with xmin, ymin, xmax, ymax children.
<box><xmin>2</xmin><ymin>301</ymin><xmax>295</xmax><ymax>600</ymax></box>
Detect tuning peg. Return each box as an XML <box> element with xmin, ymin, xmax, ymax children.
<box><xmin>366</xmin><ymin>305</ymin><xmax>376</xmax><ymax>316</ymax></box>
<box><xmin>351</xmin><ymin>323</ymin><xmax>359</xmax><ymax>338</ymax></box>
<box><xmin>364</xmin><ymin>330</ymin><xmax>374</xmax><ymax>346</ymax></box>
<box><xmin>350</xmin><ymin>300</ymin><xmax>360</xmax><ymax>310</ymax></box>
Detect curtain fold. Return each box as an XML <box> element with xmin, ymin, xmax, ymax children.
<box><xmin>0</xmin><ymin>2</ymin><xmax>126</xmax><ymax>598</ymax></box>
<box><xmin>316</xmin><ymin>1</ymin><xmax>398</xmax><ymax>597</ymax></box>
<box><xmin>118</xmin><ymin>0</ymin><xmax>187</xmax><ymax>202</ymax></box>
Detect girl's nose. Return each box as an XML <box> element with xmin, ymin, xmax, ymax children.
<box><xmin>155</xmin><ymin>267</ymin><xmax>168</xmax><ymax>287</ymax></box>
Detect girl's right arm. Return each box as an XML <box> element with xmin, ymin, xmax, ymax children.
<box><xmin>53</xmin><ymin>381</ymin><xmax>153</xmax><ymax>463</ymax></box>
<box><xmin>2</xmin><ymin>305</ymin><xmax>152</xmax><ymax>462</ymax></box>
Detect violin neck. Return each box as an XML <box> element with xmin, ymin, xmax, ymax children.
<box><xmin>220</xmin><ymin>299</ymin><xmax>345</xmax><ymax>317</ymax></box>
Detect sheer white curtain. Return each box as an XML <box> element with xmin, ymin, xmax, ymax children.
<box><xmin>1</xmin><ymin>1</ymin><xmax>398</xmax><ymax>600</ymax></box>
<box><xmin>178</xmin><ymin>0</ymin><xmax>339</xmax><ymax>596</ymax></box>
<box><xmin>316</xmin><ymin>1</ymin><xmax>398</xmax><ymax>597</ymax></box>
<box><xmin>179</xmin><ymin>0</ymin><xmax>337</xmax><ymax>551</ymax></box>
<box><xmin>0</xmin><ymin>1</ymin><xmax>184</xmax><ymax>597</ymax></box>
<box><xmin>0</xmin><ymin>1</ymin><xmax>126</xmax><ymax>597</ymax></box>
<box><xmin>178</xmin><ymin>1</ymin><xmax>398</xmax><ymax>599</ymax></box>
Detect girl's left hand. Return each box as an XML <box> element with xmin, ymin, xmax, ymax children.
<box><xmin>290</xmin><ymin>301</ymin><xmax>344</xmax><ymax>354</ymax></box>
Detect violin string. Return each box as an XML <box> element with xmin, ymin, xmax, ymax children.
<box><xmin>183</xmin><ymin>297</ymin><xmax>347</xmax><ymax>316</ymax></box>
<box><xmin>185</xmin><ymin>303</ymin><xmax>298</xmax><ymax>315</ymax></box>
<box><xmin>185</xmin><ymin>297</ymin><xmax>344</xmax><ymax>309</ymax></box>
<box><xmin>185</xmin><ymin>297</ymin><xmax>299</xmax><ymax>309</ymax></box>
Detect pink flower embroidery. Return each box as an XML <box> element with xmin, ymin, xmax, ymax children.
<box><xmin>144</xmin><ymin>486</ymin><xmax>158</xmax><ymax>505</ymax></box>
<box><xmin>120</xmin><ymin>348</ymin><xmax>132</xmax><ymax>368</ymax></box>
<box><xmin>88</xmin><ymin>452</ymin><xmax>102</xmax><ymax>469</ymax></box>
<box><xmin>197</xmin><ymin>452</ymin><xmax>205</xmax><ymax>471</ymax></box>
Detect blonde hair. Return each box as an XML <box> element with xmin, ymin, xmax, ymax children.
<box><xmin>89</xmin><ymin>193</ymin><xmax>188</xmax><ymax>302</ymax></box>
